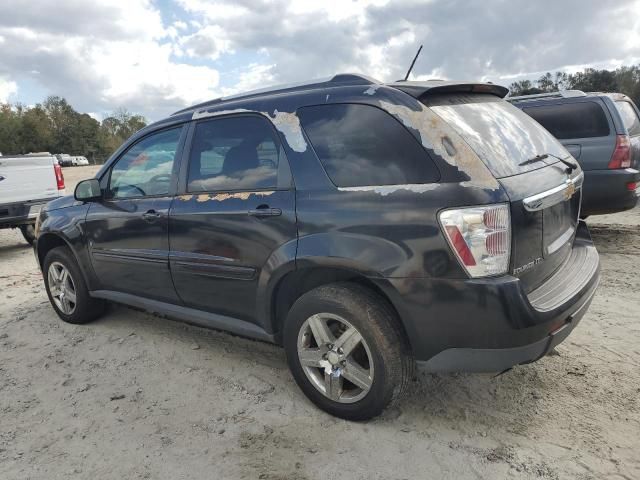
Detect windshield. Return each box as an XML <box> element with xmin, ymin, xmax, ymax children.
<box><xmin>424</xmin><ymin>94</ymin><xmax>570</xmax><ymax>178</ymax></box>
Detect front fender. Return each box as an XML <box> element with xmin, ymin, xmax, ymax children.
<box><xmin>36</xmin><ymin>204</ymin><xmax>98</xmax><ymax>290</ymax></box>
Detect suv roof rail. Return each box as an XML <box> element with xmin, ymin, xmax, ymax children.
<box><xmin>508</xmin><ymin>89</ymin><xmax>587</xmax><ymax>102</ymax></box>
<box><xmin>171</xmin><ymin>73</ymin><xmax>380</xmax><ymax>116</ymax></box>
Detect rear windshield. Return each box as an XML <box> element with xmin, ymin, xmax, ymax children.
<box><xmin>520</xmin><ymin>101</ymin><xmax>610</xmax><ymax>139</ymax></box>
<box><xmin>425</xmin><ymin>94</ymin><xmax>570</xmax><ymax>178</ymax></box>
<box><xmin>615</xmin><ymin>100</ymin><xmax>640</xmax><ymax>136</ymax></box>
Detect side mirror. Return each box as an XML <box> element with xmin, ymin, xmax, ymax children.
<box><xmin>74</xmin><ymin>178</ymin><xmax>102</xmax><ymax>202</ymax></box>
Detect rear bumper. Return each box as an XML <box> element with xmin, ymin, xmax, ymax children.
<box><xmin>0</xmin><ymin>199</ymin><xmax>48</xmax><ymax>228</ymax></box>
<box><xmin>381</xmin><ymin>221</ymin><xmax>600</xmax><ymax>372</ymax></box>
<box><xmin>581</xmin><ymin>168</ymin><xmax>639</xmax><ymax>216</ymax></box>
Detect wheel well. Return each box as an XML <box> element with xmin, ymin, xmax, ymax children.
<box><xmin>36</xmin><ymin>233</ymin><xmax>69</xmax><ymax>268</ymax></box>
<box><xmin>271</xmin><ymin>267</ymin><xmax>408</xmax><ymax>346</ymax></box>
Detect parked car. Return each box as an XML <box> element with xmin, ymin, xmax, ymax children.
<box><xmin>54</xmin><ymin>154</ymin><xmax>88</xmax><ymax>166</ymax></box>
<box><xmin>509</xmin><ymin>90</ymin><xmax>640</xmax><ymax>216</ymax></box>
<box><xmin>55</xmin><ymin>154</ymin><xmax>74</xmax><ymax>167</ymax></box>
<box><xmin>0</xmin><ymin>153</ymin><xmax>66</xmax><ymax>244</ymax></box>
<box><xmin>34</xmin><ymin>74</ymin><xmax>600</xmax><ymax>420</ymax></box>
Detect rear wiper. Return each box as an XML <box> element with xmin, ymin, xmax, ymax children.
<box><xmin>519</xmin><ymin>153</ymin><xmax>548</xmax><ymax>166</ymax></box>
<box><xmin>519</xmin><ymin>153</ymin><xmax>579</xmax><ymax>172</ymax></box>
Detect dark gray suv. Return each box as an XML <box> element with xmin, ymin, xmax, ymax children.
<box><xmin>35</xmin><ymin>75</ymin><xmax>600</xmax><ymax>420</ymax></box>
<box><xmin>509</xmin><ymin>90</ymin><xmax>640</xmax><ymax>216</ymax></box>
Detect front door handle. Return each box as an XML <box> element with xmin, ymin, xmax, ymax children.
<box><xmin>248</xmin><ymin>205</ymin><xmax>282</xmax><ymax>217</ymax></box>
<box><xmin>142</xmin><ymin>209</ymin><xmax>162</xmax><ymax>223</ymax></box>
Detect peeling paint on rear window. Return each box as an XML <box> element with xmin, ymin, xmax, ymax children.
<box><xmin>425</xmin><ymin>94</ymin><xmax>569</xmax><ymax>179</ymax></box>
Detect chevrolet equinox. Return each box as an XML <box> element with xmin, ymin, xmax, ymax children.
<box><xmin>35</xmin><ymin>74</ymin><xmax>600</xmax><ymax>420</ymax></box>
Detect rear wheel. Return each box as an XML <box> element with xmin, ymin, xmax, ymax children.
<box><xmin>19</xmin><ymin>224</ymin><xmax>36</xmax><ymax>246</ymax></box>
<box><xmin>43</xmin><ymin>246</ymin><xmax>105</xmax><ymax>324</ymax></box>
<box><xmin>283</xmin><ymin>283</ymin><xmax>413</xmax><ymax>420</ymax></box>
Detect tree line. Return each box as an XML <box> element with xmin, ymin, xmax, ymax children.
<box><xmin>0</xmin><ymin>96</ymin><xmax>147</xmax><ymax>163</ymax></box>
<box><xmin>509</xmin><ymin>65</ymin><xmax>640</xmax><ymax>105</ymax></box>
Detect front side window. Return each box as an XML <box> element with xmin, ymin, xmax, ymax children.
<box><xmin>187</xmin><ymin>116</ymin><xmax>281</xmax><ymax>192</ymax></box>
<box><xmin>521</xmin><ymin>101</ymin><xmax>611</xmax><ymax>140</ymax></box>
<box><xmin>615</xmin><ymin>100</ymin><xmax>640</xmax><ymax>137</ymax></box>
<box><xmin>109</xmin><ymin>127</ymin><xmax>182</xmax><ymax>199</ymax></box>
<box><xmin>298</xmin><ymin>103</ymin><xmax>439</xmax><ymax>187</ymax></box>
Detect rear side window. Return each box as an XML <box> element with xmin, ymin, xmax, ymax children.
<box><xmin>615</xmin><ymin>101</ymin><xmax>640</xmax><ymax>136</ymax></box>
<box><xmin>298</xmin><ymin>104</ymin><xmax>439</xmax><ymax>187</ymax></box>
<box><xmin>521</xmin><ymin>102</ymin><xmax>610</xmax><ymax>139</ymax></box>
<box><xmin>187</xmin><ymin>116</ymin><xmax>283</xmax><ymax>192</ymax></box>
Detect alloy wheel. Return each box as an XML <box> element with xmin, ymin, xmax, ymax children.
<box><xmin>47</xmin><ymin>261</ymin><xmax>77</xmax><ymax>315</ymax></box>
<box><xmin>296</xmin><ymin>313</ymin><xmax>374</xmax><ymax>403</ymax></box>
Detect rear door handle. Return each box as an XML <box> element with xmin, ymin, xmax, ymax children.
<box><xmin>248</xmin><ymin>206</ymin><xmax>282</xmax><ymax>217</ymax></box>
<box><xmin>142</xmin><ymin>209</ymin><xmax>162</xmax><ymax>222</ymax></box>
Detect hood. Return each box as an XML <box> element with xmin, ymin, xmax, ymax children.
<box><xmin>44</xmin><ymin>194</ymin><xmax>81</xmax><ymax>212</ymax></box>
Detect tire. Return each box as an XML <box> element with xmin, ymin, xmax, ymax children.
<box><xmin>283</xmin><ymin>283</ymin><xmax>413</xmax><ymax>421</ymax></box>
<box><xmin>43</xmin><ymin>246</ymin><xmax>105</xmax><ymax>324</ymax></box>
<box><xmin>19</xmin><ymin>224</ymin><xmax>36</xmax><ymax>246</ymax></box>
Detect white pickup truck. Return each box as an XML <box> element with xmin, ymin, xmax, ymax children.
<box><xmin>0</xmin><ymin>153</ymin><xmax>66</xmax><ymax>244</ymax></box>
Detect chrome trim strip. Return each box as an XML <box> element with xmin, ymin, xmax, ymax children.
<box><xmin>523</xmin><ymin>172</ymin><xmax>584</xmax><ymax>212</ymax></box>
<box><xmin>546</xmin><ymin>226</ymin><xmax>575</xmax><ymax>255</ymax></box>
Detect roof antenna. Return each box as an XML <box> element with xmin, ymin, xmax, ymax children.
<box><xmin>403</xmin><ymin>45</ymin><xmax>423</xmax><ymax>81</ymax></box>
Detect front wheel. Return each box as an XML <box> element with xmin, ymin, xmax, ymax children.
<box><xmin>19</xmin><ymin>224</ymin><xmax>36</xmax><ymax>245</ymax></box>
<box><xmin>43</xmin><ymin>246</ymin><xmax>105</xmax><ymax>324</ymax></box>
<box><xmin>283</xmin><ymin>283</ymin><xmax>413</xmax><ymax>421</ymax></box>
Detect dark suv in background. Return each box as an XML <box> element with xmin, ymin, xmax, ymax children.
<box><xmin>509</xmin><ymin>90</ymin><xmax>640</xmax><ymax>216</ymax></box>
<box><xmin>34</xmin><ymin>74</ymin><xmax>600</xmax><ymax>420</ymax></box>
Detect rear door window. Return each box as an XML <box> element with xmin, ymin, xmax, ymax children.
<box><xmin>298</xmin><ymin>103</ymin><xmax>439</xmax><ymax>187</ymax></box>
<box><xmin>521</xmin><ymin>102</ymin><xmax>611</xmax><ymax>139</ymax></box>
<box><xmin>187</xmin><ymin>115</ymin><xmax>285</xmax><ymax>192</ymax></box>
<box><xmin>426</xmin><ymin>94</ymin><xmax>570</xmax><ymax>178</ymax></box>
<box><xmin>615</xmin><ymin>100</ymin><xmax>640</xmax><ymax>136</ymax></box>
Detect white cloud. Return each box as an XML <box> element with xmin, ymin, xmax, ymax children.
<box><xmin>2</xmin><ymin>0</ymin><xmax>640</xmax><ymax>120</ymax></box>
<box><xmin>0</xmin><ymin>76</ymin><xmax>17</xmax><ymax>103</ymax></box>
<box><xmin>0</xmin><ymin>0</ymin><xmax>222</xmax><ymax>118</ymax></box>
<box><xmin>176</xmin><ymin>25</ymin><xmax>232</xmax><ymax>60</ymax></box>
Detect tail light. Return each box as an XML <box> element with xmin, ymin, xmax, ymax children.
<box><xmin>439</xmin><ymin>204</ymin><xmax>511</xmax><ymax>278</ymax></box>
<box><xmin>608</xmin><ymin>135</ymin><xmax>631</xmax><ymax>169</ymax></box>
<box><xmin>53</xmin><ymin>162</ymin><xmax>65</xmax><ymax>190</ymax></box>
<box><xmin>627</xmin><ymin>181</ymin><xmax>638</xmax><ymax>191</ymax></box>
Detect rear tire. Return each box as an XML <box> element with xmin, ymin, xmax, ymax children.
<box><xmin>19</xmin><ymin>224</ymin><xmax>36</xmax><ymax>246</ymax></box>
<box><xmin>43</xmin><ymin>246</ymin><xmax>105</xmax><ymax>324</ymax></box>
<box><xmin>283</xmin><ymin>283</ymin><xmax>413</xmax><ymax>421</ymax></box>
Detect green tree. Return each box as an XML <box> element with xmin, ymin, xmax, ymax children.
<box><xmin>0</xmin><ymin>96</ymin><xmax>147</xmax><ymax>163</ymax></box>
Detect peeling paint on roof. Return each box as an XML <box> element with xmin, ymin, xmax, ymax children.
<box><xmin>192</xmin><ymin>108</ymin><xmax>253</xmax><ymax>120</ymax></box>
<box><xmin>338</xmin><ymin>184</ymin><xmax>440</xmax><ymax>196</ymax></box>
<box><xmin>190</xmin><ymin>107</ymin><xmax>307</xmax><ymax>154</ymax></box>
<box><xmin>363</xmin><ymin>84</ymin><xmax>382</xmax><ymax>95</ymax></box>
<box><xmin>264</xmin><ymin>109</ymin><xmax>308</xmax><ymax>153</ymax></box>
<box><xmin>379</xmin><ymin>100</ymin><xmax>500</xmax><ymax>191</ymax></box>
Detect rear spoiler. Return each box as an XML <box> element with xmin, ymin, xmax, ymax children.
<box><xmin>388</xmin><ymin>81</ymin><xmax>509</xmax><ymax>99</ymax></box>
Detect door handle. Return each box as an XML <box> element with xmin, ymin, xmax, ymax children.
<box><xmin>142</xmin><ymin>209</ymin><xmax>162</xmax><ymax>222</ymax></box>
<box><xmin>248</xmin><ymin>205</ymin><xmax>282</xmax><ymax>217</ymax></box>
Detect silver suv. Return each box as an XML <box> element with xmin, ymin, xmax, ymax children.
<box><xmin>509</xmin><ymin>90</ymin><xmax>640</xmax><ymax>216</ymax></box>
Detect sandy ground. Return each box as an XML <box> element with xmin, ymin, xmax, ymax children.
<box><xmin>0</xmin><ymin>167</ymin><xmax>639</xmax><ymax>479</ymax></box>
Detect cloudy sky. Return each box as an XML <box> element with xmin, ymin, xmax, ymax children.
<box><xmin>1</xmin><ymin>0</ymin><xmax>639</xmax><ymax>120</ymax></box>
